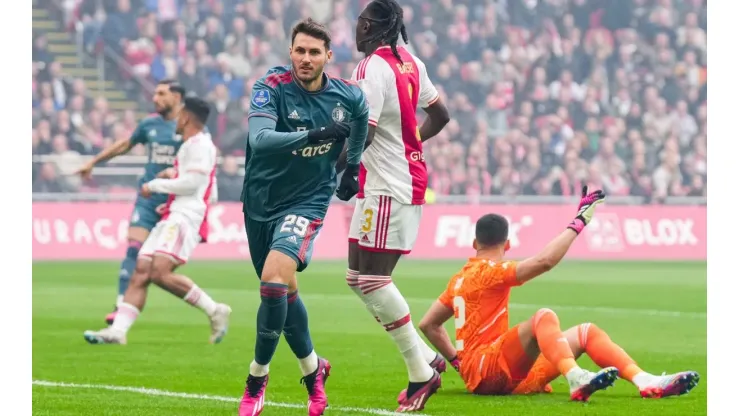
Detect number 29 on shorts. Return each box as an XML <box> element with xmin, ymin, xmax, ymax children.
<box><xmin>280</xmin><ymin>214</ymin><xmax>310</xmax><ymax>237</ymax></box>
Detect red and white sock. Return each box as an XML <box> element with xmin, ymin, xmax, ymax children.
<box><xmin>184</xmin><ymin>284</ymin><xmax>217</xmax><ymax>316</ymax></box>
<box><xmin>111</xmin><ymin>302</ymin><xmax>140</xmax><ymax>334</ymax></box>
<box><xmin>358</xmin><ymin>275</ymin><xmax>434</xmax><ymax>382</ymax></box>
<box><xmin>348</xmin><ymin>270</ymin><xmax>437</xmax><ymax>364</ymax></box>
<box><xmin>346</xmin><ymin>269</ymin><xmax>381</xmax><ymax>323</ymax></box>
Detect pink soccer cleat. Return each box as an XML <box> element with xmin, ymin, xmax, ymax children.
<box><xmin>302</xmin><ymin>357</ymin><xmax>332</xmax><ymax>416</ymax></box>
<box><xmin>640</xmin><ymin>371</ymin><xmax>700</xmax><ymax>399</ymax></box>
<box><xmin>569</xmin><ymin>367</ymin><xmax>619</xmax><ymax>402</ymax></box>
<box><xmin>239</xmin><ymin>374</ymin><xmax>268</xmax><ymax>416</ymax></box>
<box><xmin>395</xmin><ymin>371</ymin><xmax>441</xmax><ymax>412</ymax></box>
<box><xmin>105</xmin><ymin>306</ymin><xmax>118</xmax><ymax>325</ymax></box>
<box><xmin>428</xmin><ymin>354</ymin><xmax>448</xmax><ymax>374</ymax></box>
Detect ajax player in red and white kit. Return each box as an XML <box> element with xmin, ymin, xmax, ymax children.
<box><xmin>343</xmin><ymin>0</ymin><xmax>451</xmax><ymax>412</ymax></box>
<box><xmin>84</xmin><ymin>97</ymin><xmax>232</xmax><ymax>346</ymax></box>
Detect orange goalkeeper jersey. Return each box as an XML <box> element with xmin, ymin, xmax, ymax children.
<box><xmin>438</xmin><ymin>258</ymin><xmax>523</xmax><ymax>360</ymax></box>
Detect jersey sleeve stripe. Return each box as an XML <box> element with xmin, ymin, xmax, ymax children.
<box><xmin>368</xmin><ymin>119</ymin><xmax>378</xmax><ymax>127</ymax></box>
<box><xmin>427</xmin><ymin>94</ymin><xmax>440</xmax><ymax>106</ymax></box>
<box><xmin>356</xmin><ymin>56</ymin><xmax>372</xmax><ymax>81</ymax></box>
<box><xmin>248</xmin><ymin>112</ymin><xmax>278</xmax><ymax>121</ymax></box>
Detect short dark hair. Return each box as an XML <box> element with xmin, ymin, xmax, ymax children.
<box><xmin>183</xmin><ymin>96</ymin><xmax>211</xmax><ymax>125</ymax></box>
<box><xmin>475</xmin><ymin>214</ymin><xmax>509</xmax><ymax>248</ymax></box>
<box><xmin>363</xmin><ymin>0</ymin><xmax>409</xmax><ymax>61</ymax></box>
<box><xmin>291</xmin><ymin>18</ymin><xmax>332</xmax><ymax>50</ymax></box>
<box><xmin>158</xmin><ymin>79</ymin><xmax>186</xmax><ymax>97</ymax></box>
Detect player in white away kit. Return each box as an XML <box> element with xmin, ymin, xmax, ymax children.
<box><xmin>342</xmin><ymin>0</ymin><xmax>451</xmax><ymax>412</ymax></box>
<box><xmin>83</xmin><ymin>97</ymin><xmax>232</xmax><ymax>345</ymax></box>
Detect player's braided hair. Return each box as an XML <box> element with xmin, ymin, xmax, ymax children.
<box><xmin>364</xmin><ymin>0</ymin><xmax>409</xmax><ymax>62</ymax></box>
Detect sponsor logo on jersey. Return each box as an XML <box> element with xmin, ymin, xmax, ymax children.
<box><xmin>289</xmin><ymin>109</ymin><xmax>300</xmax><ymax>119</ymax></box>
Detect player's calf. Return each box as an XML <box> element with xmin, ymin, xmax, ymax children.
<box><xmin>519</xmin><ymin>309</ymin><xmax>617</xmax><ymax>401</ymax></box>
<box><xmin>573</xmin><ymin>322</ymin><xmax>701</xmax><ymax>398</ymax></box>
<box><xmin>250</xmin><ymin>250</ymin><xmax>295</xmax><ymax>376</ymax></box>
<box><xmin>149</xmin><ymin>254</ymin><xmax>231</xmax><ymax>343</ymax></box>
<box><xmin>105</xmin><ymin>240</ymin><xmax>144</xmax><ymax>325</ymax></box>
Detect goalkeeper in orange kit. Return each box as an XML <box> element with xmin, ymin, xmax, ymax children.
<box><xmin>419</xmin><ymin>187</ymin><xmax>700</xmax><ymax>401</ymax></box>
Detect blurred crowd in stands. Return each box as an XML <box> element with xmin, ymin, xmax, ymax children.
<box><xmin>33</xmin><ymin>0</ymin><xmax>707</xmax><ymax>202</ymax></box>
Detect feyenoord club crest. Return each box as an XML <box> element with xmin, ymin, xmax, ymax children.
<box><xmin>332</xmin><ymin>103</ymin><xmax>346</xmax><ymax>122</ymax></box>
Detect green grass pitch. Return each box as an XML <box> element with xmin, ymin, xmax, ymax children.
<box><xmin>32</xmin><ymin>260</ymin><xmax>706</xmax><ymax>415</ymax></box>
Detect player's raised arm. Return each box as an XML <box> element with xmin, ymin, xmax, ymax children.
<box><xmin>417</xmin><ymin>60</ymin><xmax>450</xmax><ymax>142</ymax></box>
<box><xmin>515</xmin><ymin>186</ymin><xmax>605</xmax><ymax>284</ymax></box>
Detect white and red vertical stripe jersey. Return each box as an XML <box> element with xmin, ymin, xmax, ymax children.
<box><xmin>351</xmin><ymin>46</ymin><xmax>440</xmax><ymax>205</ymax></box>
<box><xmin>159</xmin><ymin>131</ymin><xmax>217</xmax><ymax>240</ymax></box>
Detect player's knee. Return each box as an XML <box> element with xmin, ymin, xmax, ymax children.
<box><xmin>131</xmin><ymin>260</ymin><xmax>151</xmax><ymax>285</ymax></box>
<box><xmin>260</xmin><ymin>267</ymin><xmax>290</xmax><ymax>285</ymax></box>
<box><xmin>260</xmin><ymin>250</ymin><xmax>297</xmax><ymax>285</ymax></box>
<box><xmin>532</xmin><ymin>308</ymin><xmax>557</xmax><ymax>328</ymax></box>
<box><xmin>577</xmin><ymin>322</ymin><xmax>602</xmax><ymax>348</ymax></box>
<box><xmin>125</xmin><ymin>241</ymin><xmax>142</xmax><ymax>260</ymax></box>
<box><xmin>148</xmin><ymin>263</ymin><xmax>170</xmax><ymax>286</ymax></box>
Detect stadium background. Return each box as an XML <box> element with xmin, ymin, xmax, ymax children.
<box><xmin>32</xmin><ymin>0</ymin><xmax>707</xmax><ymax>415</ymax></box>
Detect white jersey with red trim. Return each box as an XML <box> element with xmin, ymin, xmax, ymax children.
<box><xmin>156</xmin><ymin>131</ymin><xmax>217</xmax><ymax>240</ymax></box>
<box><xmin>351</xmin><ymin>46</ymin><xmax>440</xmax><ymax>205</ymax></box>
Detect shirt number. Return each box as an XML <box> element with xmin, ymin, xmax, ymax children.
<box><xmin>280</xmin><ymin>214</ymin><xmax>310</xmax><ymax>237</ymax></box>
<box><xmin>453</xmin><ymin>296</ymin><xmax>466</xmax><ymax>351</ymax></box>
<box><xmin>452</xmin><ymin>276</ymin><xmax>465</xmax><ymax>351</ymax></box>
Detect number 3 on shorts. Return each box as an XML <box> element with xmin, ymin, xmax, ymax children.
<box><xmin>361</xmin><ymin>208</ymin><xmax>373</xmax><ymax>233</ymax></box>
<box><xmin>164</xmin><ymin>223</ymin><xmax>179</xmax><ymax>243</ymax></box>
<box><xmin>280</xmin><ymin>214</ymin><xmax>309</xmax><ymax>237</ymax></box>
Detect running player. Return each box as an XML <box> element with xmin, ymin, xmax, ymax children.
<box><xmin>344</xmin><ymin>0</ymin><xmax>451</xmax><ymax>412</ymax></box>
<box><xmin>75</xmin><ymin>80</ymin><xmax>185</xmax><ymax>325</ymax></box>
<box><xmin>83</xmin><ymin>97</ymin><xmax>231</xmax><ymax>346</ymax></box>
<box><xmin>418</xmin><ymin>187</ymin><xmax>700</xmax><ymax>401</ymax></box>
<box><xmin>238</xmin><ymin>19</ymin><xmax>369</xmax><ymax>416</ymax></box>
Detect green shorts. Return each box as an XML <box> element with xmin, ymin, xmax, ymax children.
<box><xmin>244</xmin><ymin>213</ymin><xmax>324</xmax><ymax>278</ymax></box>
<box><xmin>129</xmin><ymin>196</ymin><xmax>164</xmax><ymax>231</ymax></box>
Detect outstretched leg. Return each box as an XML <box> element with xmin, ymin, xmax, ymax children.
<box><xmin>517</xmin><ymin>309</ymin><xmax>618</xmax><ymax>401</ymax></box>
<box><xmin>147</xmin><ymin>254</ymin><xmax>231</xmax><ymax>344</ymax></box>
<box><xmin>84</xmin><ymin>256</ymin><xmax>152</xmax><ymax>345</ymax></box>
<box><xmin>576</xmin><ymin>323</ymin><xmax>700</xmax><ymax>398</ymax></box>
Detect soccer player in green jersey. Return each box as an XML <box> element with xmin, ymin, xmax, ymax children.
<box><xmin>75</xmin><ymin>80</ymin><xmax>186</xmax><ymax>326</ymax></box>
<box><xmin>238</xmin><ymin>19</ymin><xmax>369</xmax><ymax>416</ymax></box>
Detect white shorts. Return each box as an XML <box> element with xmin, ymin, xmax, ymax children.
<box><xmin>139</xmin><ymin>214</ymin><xmax>201</xmax><ymax>264</ymax></box>
<box><xmin>348</xmin><ymin>195</ymin><xmax>422</xmax><ymax>254</ymax></box>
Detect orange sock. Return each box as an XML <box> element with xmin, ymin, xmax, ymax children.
<box><xmin>578</xmin><ymin>323</ymin><xmax>643</xmax><ymax>381</ymax></box>
<box><xmin>532</xmin><ymin>309</ymin><xmax>578</xmax><ymax>376</ymax></box>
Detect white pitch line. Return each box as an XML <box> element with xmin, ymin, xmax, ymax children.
<box><xmin>32</xmin><ymin>380</ymin><xmax>425</xmax><ymax>416</ymax></box>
